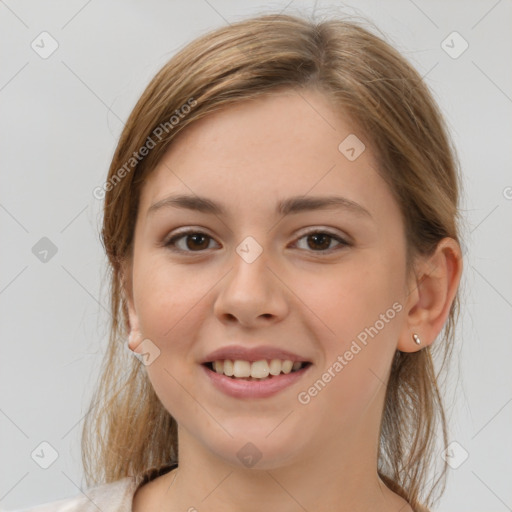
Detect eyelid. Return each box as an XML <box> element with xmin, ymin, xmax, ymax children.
<box><xmin>163</xmin><ymin>226</ymin><xmax>351</xmax><ymax>254</ymax></box>
<box><xmin>163</xmin><ymin>227</ymin><xmax>219</xmax><ymax>252</ymax></box>
<box><xmin>291</xmin><ymin>227</ymin><xmax>351</xmax><ymax>253</ymax></box>
<box><xmin>294</xmin><ymin>226</ymin><xmax>350</xmax><ymax>241</ymax></box>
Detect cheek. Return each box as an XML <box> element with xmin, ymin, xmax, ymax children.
<box><xmin>298</xmin><ymin>256</ymin><xmax>399</xmax><ymax>346</ymax></box>
<box><xmin>133</xmin><ymin>257</ymin><xmax>212</xmax><ymax>341</ymax></box>
<box><xmin>131</xmin><ymin>259</ymin><xmax>224</xmax><ymax>408</ymax></box>
<box><xmin>297</xmin><ymin>254</ymin><xmax>404</xmax><ymax>404</ymax></box>
<box><xmin>132</xmin><ymin>264</ymin><xmax>206</xmax><ymax>422</ymax></box>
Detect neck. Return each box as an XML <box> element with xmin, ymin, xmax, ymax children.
<box><xmin>152</xmin><ymin>423</ymin><xmax>412</xmax><ymax>512</ymax></box>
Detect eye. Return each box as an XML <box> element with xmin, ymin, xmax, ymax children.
<box><xmin>164</xmin><ymin>230</ymin><xmax>218</xmax><ymax>252</ymax></box>
<box><xmin>292</xmin><ymin>230</ymin><xmax>350</xmax><ymax>254</ymax></box>
<box><xmin>163</xmin><ymin>228</ymin><xmax>350</xmax><ymax>254</ymax></box>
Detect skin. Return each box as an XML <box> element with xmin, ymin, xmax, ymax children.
<box><xmin>123</xmin><ymin>88</ymin><xmax>462</xmax><ymax>512</ymax></box>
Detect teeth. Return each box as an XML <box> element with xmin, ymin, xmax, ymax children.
<box><xmin>281</xmin><ymin>360</ymin><xmax>293</xmax><ymax>374</ymax></box>
<box><xmin>251</xmin><ymin>360</ymin><xmax>270</xmax><ymax>379</ymax></box>
<box><xmin>209</xmin><ymin>359</ymin><xmax>306</xmax><ymax>379</ymax></box>
<box><xmin>269</xmin><ymin>359</ymin><xmax>282</xmax><ymax>376</ymax></box>
<box><xmin>233</xmin><ymin>360</ymin><xmax>251</xmax><ymax>378</ymax></box>
<box><xmin>292</xmin><ymin>361</ymin><xmax>302</xmax><ymax>371</ymax></box>
<box><xmin>223</xmin><ymin>359</ymin><xmax>234</xmax><ymax>376</ymax></box>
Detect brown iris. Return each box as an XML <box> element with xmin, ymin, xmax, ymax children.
<box><xmin>185</xmin><ymin>233</ymin><xmax>210</xmax><ymax>251</ymax></box>
<box><xmin>306</xmin><ymin>233</ymin><xmax>332</xmax><ymax>251</ymax></box>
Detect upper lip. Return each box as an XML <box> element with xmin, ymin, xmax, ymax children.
<box><xmin>201</xmin><ymin>344</ymin><xmax>312</xmax><ymax>364</ymax></box>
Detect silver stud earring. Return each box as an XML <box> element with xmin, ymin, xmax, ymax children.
<box><xmin>412</xmin><ymin>333</ymin><xmax>421</xmax><ymax>345</ymax></box>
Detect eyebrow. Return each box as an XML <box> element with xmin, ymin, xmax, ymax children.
<box><xmin>147</xmin><ymin>194</ymin><xmax>372</xmax><ymax>219</ymax></box>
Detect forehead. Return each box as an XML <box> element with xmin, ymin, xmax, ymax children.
<box><xmin>137</xmin><ymin>89</ymin><xmax>394</xmax><ymax>222</ymax></box>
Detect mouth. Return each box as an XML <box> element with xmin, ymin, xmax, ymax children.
<box><xmin>201</xmin><ymin>358</ymin><xmax>313</xmax><ymax>399</ymax></box>
<box><xmin>202</xmin><ymin>359</ymin><xmax>312</xmax><ymax>381</ymax></box>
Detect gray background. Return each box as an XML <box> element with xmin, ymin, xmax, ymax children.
<box><xmin>1</xmin><ymin>1</ymin><xmax>511</xmax><ymax>511</ymax></box>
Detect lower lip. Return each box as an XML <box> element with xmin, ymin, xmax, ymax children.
<box><xmin>201</xmin><ymin>363</ymin><xmax>312</xmax><ymax>399</ymax></box>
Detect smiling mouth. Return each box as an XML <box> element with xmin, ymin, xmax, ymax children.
<box><xmin>203</xmin><ymin>360</ymin><xmax>312</xmax><ymax>381</ymax></box>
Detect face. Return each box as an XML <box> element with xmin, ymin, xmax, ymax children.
<box><xmin>124</xmin><ymin>88</ymin><xmax>411</xmax><ymax>471</ymax></box>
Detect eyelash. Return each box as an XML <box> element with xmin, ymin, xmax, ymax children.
<box><xmin>163</xmin><ymin>228</ymin><xmax>351</xmax><ymax>255</ymax></box>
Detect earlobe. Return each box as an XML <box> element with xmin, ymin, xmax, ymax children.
<box><xmin>128</xmin><ymin>326</ymin><xmax>143</xmax><ymax>353</ymax></box>
<box><xmin>120</xmin><ymin>260</ymin><xmax>142</xmax><ymax>352</ymax></box>
<box><xmin>127</xmin><ymin>302</ymin><xmax>142</xmax><ymax>352</ymax></box>
<box><xmin>397</xmin><ymin>237</ymin><xmax>463</xmax><ymax>353</ymax></box>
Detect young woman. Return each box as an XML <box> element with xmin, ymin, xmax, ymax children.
<box><xmin>13</xmin><ymin>12</ymin><xmax>464</xmax><ymax>512</ymax></box>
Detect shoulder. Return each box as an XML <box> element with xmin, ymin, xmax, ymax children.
<box><xmin>4</xmin><ymin>477</ymin><xmax>138</xmax><ymax>512</ymax></box>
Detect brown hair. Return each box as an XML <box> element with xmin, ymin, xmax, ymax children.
<box><xmin>82</xmin><ymin>12</ymin><xmax>465</xmax><ymax>511</ymax></box>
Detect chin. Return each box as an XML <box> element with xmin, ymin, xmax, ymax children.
<box><xmin>204</xmin><ymin>430</ymin><xmax>306</xmax><ymax>471</ymax></box>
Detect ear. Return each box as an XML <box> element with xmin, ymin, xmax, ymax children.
<box><xmin>120</xmin><ymin>258</ymin><xmax>142</xmax><ymax>352</ymax></box>
<box><xmin>397</xmin><ymin>237</ymin><xmax>463</xmax><ymax>353</ymax></box>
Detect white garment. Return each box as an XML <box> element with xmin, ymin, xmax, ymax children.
<box><xmin>3</xmin><ymin>477</ymin><xmax>138</xmax><ymax>512</ymax></box>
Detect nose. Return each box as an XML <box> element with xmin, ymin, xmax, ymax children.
<box><xmin>213</xmin><ymin>247</ymin><xmax>289</xmax><ymax>328</ymax></box>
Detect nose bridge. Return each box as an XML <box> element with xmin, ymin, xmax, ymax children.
<box><xmin>213</xmin><ymin>235</ymin><xmax>287</xmax><ymax>324</ymax></box>
<box><xmin>227</xmin><ymin>237</ymin><xmax>273</xmax><ymax>299</ymax></box>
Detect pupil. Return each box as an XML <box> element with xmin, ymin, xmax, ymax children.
<box><xmin>308</xmin><ymin>234</ymin><xmax>330</xmax><ymax>250</ymax></box>
<box><xmin>187</xmin><ymin>234</ymin><xmax>209</xmax><ymax>250</ymax></box>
